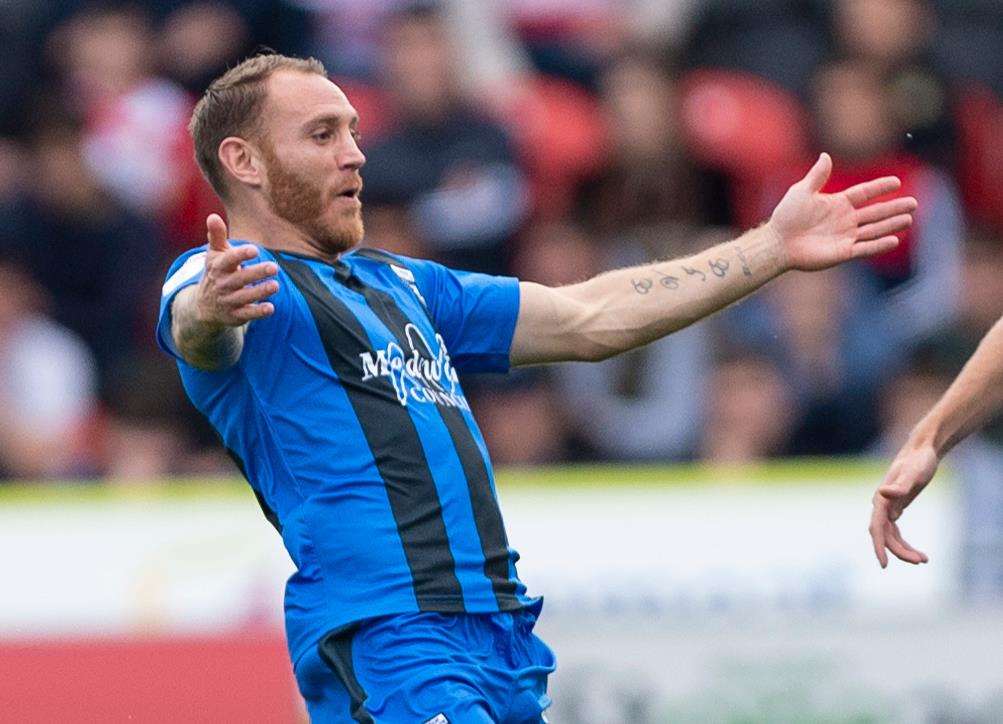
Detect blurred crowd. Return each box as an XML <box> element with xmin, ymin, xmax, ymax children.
<box><xmin>1</xmin><ymin>0</ymin><xmax>1003</xmax><ymax>482</ymax></box>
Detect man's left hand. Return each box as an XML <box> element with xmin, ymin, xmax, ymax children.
<box><xmin>768</xmin><ymin>153</ymin><xmax>918</xmax><ymax>272</ymax></box>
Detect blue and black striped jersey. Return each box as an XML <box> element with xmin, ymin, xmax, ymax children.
<box><xmin>156</xmin><ymin>243</ymin><xmax>534</xmax><ymax>666</ymax></box>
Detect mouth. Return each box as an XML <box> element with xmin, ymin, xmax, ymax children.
<box><xmin>335</xmin><ymin>183</ymin><xmax>362</xmax><ymax>200</ymax></box>
<box><xmin>332</xmin><ymin>185</ymin><xmax>362</xmax><ymax>210</ymax></box>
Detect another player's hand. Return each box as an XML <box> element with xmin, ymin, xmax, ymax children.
<box><xmin>195</xmin><ymin>214</ymin><xmax>278</xmax><ymax>328</ymax></box>
<box><xmin>869</xmin><ymin>440</ymin><xmax>937</xmax><ymax>568</ymax></box>
<box><xmin>767</xmin><ymin>153</ymin><xmax>918</xmax><ymax>272</ymax></box>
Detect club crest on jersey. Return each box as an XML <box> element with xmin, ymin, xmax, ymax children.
<box><xmin>359</xmin><ymin>323</ymin><xmax>469</xmax><ymax>410</ymax></box>
<box><xmin>390</xmin><ymin>263</ymin><xmax>428</xmax><ymax>307</ymax></box>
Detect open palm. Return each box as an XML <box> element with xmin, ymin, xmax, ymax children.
<box><xmin>770</xmin><ymin>153</ymin><xmax>918</xmax><ymax>272</ymax></box>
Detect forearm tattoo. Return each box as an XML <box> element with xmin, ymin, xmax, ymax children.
<box><xmin>629</xmin><ymin>237</ymin><xmax>771</xmax><ymax>295</ymax></box>
<box><xmin>708</xmin><ymin>258</ymin><xmax>730</xmax><ymax>277</ymax></box>
<box><xmin>655</xmin><ymin>270</ymin><xmax>680</xmax><ymax>289</ymax></box>
<box><xmin>682</xmin><ymin>265</ymin><xmax>706</xmax><ymax>282</ymax></box>
<box><xmin>735</xmin><ymin>245</ymin><xmax>752</xmax><ymax>276</ymax></box>
<box><xmin>631</xmin><ymin>277</ymin><xmax>653</xmax><ymax>294</ymax></box>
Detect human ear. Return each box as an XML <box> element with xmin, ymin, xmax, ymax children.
<box><xmin>218</xmin><ymin>137</ymin><xmax>264</xmax><ymax>190</ymax></box>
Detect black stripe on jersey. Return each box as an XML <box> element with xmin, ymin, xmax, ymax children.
<box><xmin>276</xmin><ymin>255</ymin><xmax>465</xmax><ymax>611</ymax></box>
<box><xmin>318</xmin><ymin>627</ymin><xmax>375</xmax><ymax>724</ymax></box>
<box><xmin>344</xmin><ymin>261</ymin><xmax>521</xmax><ymax>610</ymax></box>
<box><xmin>352</xmin><ymin>247</ymin><xmax>400</xmax><ymax>266</ymax></box>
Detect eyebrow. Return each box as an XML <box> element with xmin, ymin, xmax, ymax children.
<box><xmin>304</xmin><ymin>113</ymin><xmax>360</xmax><ymax>130</ymax></box>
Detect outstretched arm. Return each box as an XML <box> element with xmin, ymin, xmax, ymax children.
<box><xmin>171</xmin><ymin>214</ymin><xmax>278</xmax><ymax>370</ymax></box>
<box><xmin>869</xmin><ymin>315</ymin><xmax>1003</xmax><ymax>568</ymax></box>
<box><xmin>511</xmin><ymin>153</ymin><xmax>916</xmax><ymax>365</ymax></box>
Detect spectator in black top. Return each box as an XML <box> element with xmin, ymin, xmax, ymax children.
<box><xmin>362</xmin><ymin>3</ymin><xmax>529</xmax><ymax>275</ymax></box>
<box><xmin>0</xmin><ymin>117</ymin><xmax>162</xmax><ymax>402</ymax></box>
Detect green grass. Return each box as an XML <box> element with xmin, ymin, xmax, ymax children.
<box><xmin>0</xmin><ymin>458</ymin><xmax>901</xmax><ymax>505</ymax></box>
<box><xmin>495</xmin><ymin>459</ymin><xmax>888</xmax><ymax>488</ymax></box>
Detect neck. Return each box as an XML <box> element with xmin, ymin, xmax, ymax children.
<box><xmin>224</xmin><ymin>199</ymin><xmax>341</xmax><ymax>264</ymax></box>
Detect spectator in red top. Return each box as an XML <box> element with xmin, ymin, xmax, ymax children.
<box><xmin>832</xmin><ymin>0</ymin><xmax>955</xmax><ymax>165</ymax></box>
<box><xmin>812</xmin><ymin>59</ymin><xmax>964</xmax><ymax>349</ymax></box>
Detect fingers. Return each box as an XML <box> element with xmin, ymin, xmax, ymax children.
<box><xmin>851</xmin><ymin>236</ymin><xmax>900</xmax><ymax>259</ymax></box>
<box><xmin>879</xmin><ymin>483</ymin><xmax>913</xmax><ymax>520</ymax></box>
<box><xmin>222</xmin><ymin>280</ymin><xmax>280</xmax><ymax>307</ymax></box>
<box><xmin>871</xmin><ymin>484</ymin><xmax>929</xmax><ymax>568</ymax></box>
<box><xmin>206</xmin><ymin>212</ymin><xmax>257</xmax><ymax>273</ymax></box>
<box><xmin>886</xmin><ymin>523</ymin><xmax>928</xmax><ymax>565</ymax></box>
<box><xmin>213</xmin><ymin>244</ymin><xmax>261</xmax><ymax>273</ymax></box>
<box><xmin>855</xmin><ymin>197</ymin><xmax>918</xmax><ymax>225</ymax></box>
<box><xmin>879</xmin><ymin>480</ymin><xmax>908</xmax><ymax>500</ymax></box>
<box><xmin>206</xmin><ymin>214</ymin><xmax>230</xmax><ymax>252</ymax></box>
<box><xmin>218</xmin><ymin>261</ymin><xmax>279</xmax><ymax>292</ymax></box>
<box><xmin>869</xmin><ymin>511</ymin><xmax>889</xmax><ymax>569</ymax></box>
<box><xmin>884</xmin><ymin>534</ymin><xmax>920</xmax><ymax>565</ymax></box>
<box><xmin>231</xmin><ymin>302</ymin><xmax>275</xmax><ymax>322</ymax></box>
<box><xmin>197</xmin><ymin>240</ymin><xmax>279</xmax><ymax>327</ymax></box>
<box><xmin>843</xmin><ymin>176</ymin><xmax>902</xmax><ymax>207</ymax></box>
<box><xmin>890</xmin><ymin>523</ymin><xmax>928</xmax><ymax>563</ymax></box>
<box><xmin>857</xmin><ymin>213</ymin><xmax>914</xmax><ymax>242</ymax></box>
<box><xmin>802</xmin><ymin>152</ymin><xmax>833</xmax><ymax>192</ymax></box>
<box><xmin>870</xmin><ymin>513</ymin><xmax>927</xmax><ymax>568</ymax></box>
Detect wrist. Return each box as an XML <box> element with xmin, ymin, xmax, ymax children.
<box><xmin>193</xmin><ymin>297</ymin><xmax>227</xmax><ymax>333</ymax></box>
<box><xmin>907</xmin><ymin>418</ymin><xmax>948</xmax><ymax>460</ymax></box>
<box><xmin>759</xmin><ymin>221</ymin><xmax>791</xmax><ymax>274</ymax></box>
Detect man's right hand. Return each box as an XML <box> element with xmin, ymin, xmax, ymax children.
<box><xmin>195</xmin><ymin>213</ymin><xmax>279</xmax><ymax>328</ymax></box>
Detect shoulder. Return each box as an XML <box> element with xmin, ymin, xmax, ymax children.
<box><xmin>161</xmin><ymin>245</ymin><xmax>208</xmax><ymax>298</ymax></box>
<box><xmin>346</xmin><ymin>248</ymin><xmax>445</xmax><ymax>311</ymax></box>
<box><xmin>347</xmin><ymin>247</ymin><xmax>431</xmax><ymax>284</ymax></box>
<box><xmin>348</xmin><ymin>247</ymin><xmax>406</xmax><ymax>267</ymax></box>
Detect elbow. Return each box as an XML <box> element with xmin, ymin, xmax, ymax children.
<box><xmin>172</xmin><ymin>318</ymin><xmax>245</xmax><ymax>371</ymax></box>
<box><xmin>539</xmin><ymin>287</ymin><xmax>623</xmax><ymax>363</ymax></box>
<box><xmin>570</xmin><ymin>302</ymin><xmax>621</xmax><ymax>362</ymax></box>
<box><xmin>181</xmin><ymin>346</ymin><xmax>240</xmax><ymax>372</ymax></box>
<box><xmin>179</xmin><ymin>348</ymin><xmax>219</xmax><ymax>371</ymax></box>
<box><xmin>577</xmin><ymin>339</ymin><xmax>619</xmax><ymax>363</ymax></box>
<box><xmin>176</xmin><ymin>337</ymin><xmax>241</xmax><ymax>371</ymax></box>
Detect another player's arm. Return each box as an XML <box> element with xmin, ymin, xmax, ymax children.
<box><xmin>511</xmin><ymin>153</ymin><xmax>917</xmax><ymax>365</ymax></box>
<box><xmin>171</xmin><ymin>214</ymin><xmax>278</xmax><ymax>371</ymax></box>
<box><xmin>910</xmin><ymin>316</ymin><xmax>1003</xmax><ymax>456</ymax></box>
<box><xmin>869</xmin><ymin>315</ymin><xmax>1003</xmax><ymax>568</ymax></box>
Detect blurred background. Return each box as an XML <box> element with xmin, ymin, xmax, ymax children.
<box><xmin>1</xmin><ymin>0</ymin><xmax>1002</xmax><ymax>721</ymax></box>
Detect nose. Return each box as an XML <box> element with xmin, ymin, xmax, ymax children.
<box><xmin>340</xmin><ymin>135</ymin><xmax>366</xmax><ymax>171</ymax></box>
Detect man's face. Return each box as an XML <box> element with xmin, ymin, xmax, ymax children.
<box><xmin>257</xmin><ymin>70</ymin><xmax>366</xmax><ymax>255</ymax></box>
<box><xmin>383</xmin><ymin>16</ymin><xmax>453</xmax><ymax>119</ymax></box>
<box><xmin>812</xmin><ymin>64</ymin><xmax>893</xmax><ymax>162</ymax></box>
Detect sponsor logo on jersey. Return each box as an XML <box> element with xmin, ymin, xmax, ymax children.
<box><xmin>359</xmin><ymin>323</ymin><xmax>469</xmax><ymax>410</ymax></box>
<box><xmin>423</xmin><ymin>715</ymin><xmax>449</xmax><ymax>724</ymax></box>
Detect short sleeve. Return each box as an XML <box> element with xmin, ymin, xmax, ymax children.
<box><xmin>396</xmin><ymin>255</ymin><xmax>521</xmax><ymax>374</ymax></box>
<box><xmin>156</xmin><ymin>246</ymin><xmax>209</xmax><ymax>360</ymax></box>
<box><xmin>155</xmin><ymin>243</ymin><xmax>288</xmax><ymax>363</ymax></box>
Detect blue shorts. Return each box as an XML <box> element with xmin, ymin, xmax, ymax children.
<box><xmin>294</xmin><ymin>603</ymin><xmax>556</xmax><ymax>723</ymax></box>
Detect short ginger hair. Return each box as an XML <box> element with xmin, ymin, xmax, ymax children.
<box><xmin>188</xmin><ymin>53</ymin><xmax>327</xmax><ymax>199</ymax></box>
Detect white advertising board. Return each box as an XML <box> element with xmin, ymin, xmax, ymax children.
<box><xmin>1</xmin><ymin>463</ymin><xmax>998</xmax><ymax>722</ymax></box>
